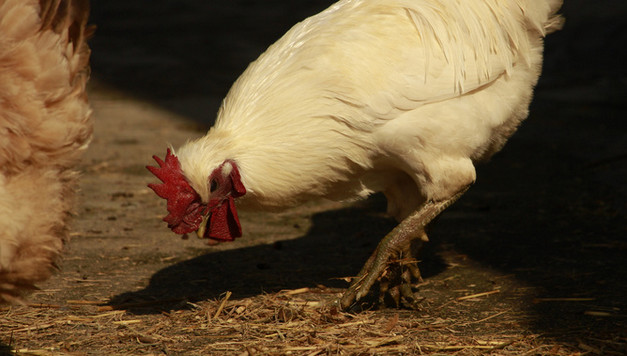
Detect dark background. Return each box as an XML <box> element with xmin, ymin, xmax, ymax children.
<box><xmin>88</xmin><ymin>0</ymin><xmax>627</xmax><ymax>123</ymax></box>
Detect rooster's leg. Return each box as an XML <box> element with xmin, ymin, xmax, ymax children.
<box><xmin>340</xmin><ymin>186</ymin><xmax>470</xmax><ymax>310</ymax></box>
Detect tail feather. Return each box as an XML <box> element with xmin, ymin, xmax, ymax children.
<box><xmin>545</xmin><ymin>12</ymin><xmax>564</xmax><ymax>35</ymax></box>
<box><xmin>543</xmin><ymin>0</ymin><xmax>564</xmax><ymax>34</ymax></box>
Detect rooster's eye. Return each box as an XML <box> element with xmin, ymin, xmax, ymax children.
<box><xmin>210</xmin><ymin>179</ymin><xmax>218</xmax><ymax>193</ymax></box>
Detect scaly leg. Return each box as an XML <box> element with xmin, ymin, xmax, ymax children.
<box><xmin>340</xmin><ymin>186</ymin><xmax>470</xmax><ymax>310</ymax></box>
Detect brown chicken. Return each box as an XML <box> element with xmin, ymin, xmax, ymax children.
<box><xmin>0</xmin><ymin>0</ymin><xmax>92</xmax><ymax>303</ymax></box>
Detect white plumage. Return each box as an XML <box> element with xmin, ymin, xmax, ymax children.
<box><xmin>152</xmin><ymin>0</ymin><xmax>563</xmax><ymax>308</ymax></box>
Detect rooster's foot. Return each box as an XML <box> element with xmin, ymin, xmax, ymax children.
<box><xmin>339</xmin><ymin>228</ymin><xmax>426</xmax><ymax>310</ymax></box>
<box><xmin>339</xmin><ymin>186</ymin><xmax>470</xmax><ymax>310</ymax></box>
<box><xmin>379</xmin><ymin>254</ymin><xmax>426</xmax><ymax>309</ymax></box>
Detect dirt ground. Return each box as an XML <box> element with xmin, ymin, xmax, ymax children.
<box><xmin>1</xmin><ymin>1</ymin><xmax>626</xmax><ymax>355</ymax></box>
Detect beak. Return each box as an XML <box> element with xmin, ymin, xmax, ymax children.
<box><xmin>196</xmin><ymin>212</ymin><xmax>210</xmax><ymax>239</ymax></box>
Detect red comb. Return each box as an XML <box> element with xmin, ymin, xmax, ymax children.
<box><xmin>147</xmin><ymin>148</ymin><xmax>205</xmax><ymax>234</ymax></box>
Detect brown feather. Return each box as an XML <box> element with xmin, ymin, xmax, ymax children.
<box><xmin>0</xmin><ymin>0</ymin><xmax>93</xmax><ymax>303</ymax></box>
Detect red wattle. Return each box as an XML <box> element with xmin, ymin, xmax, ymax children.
<box><xmin>207</xmin><ymin>196</ymin><xmax>242</xmax><ymax>241</ymax></box>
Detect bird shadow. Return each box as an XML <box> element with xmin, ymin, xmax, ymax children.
<box><xmin>108</xmin><ymin>194</ymin><xmax>448</xmax><ymax>314</ymax></box>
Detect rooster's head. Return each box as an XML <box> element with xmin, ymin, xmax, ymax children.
<box><xmin>147</xmin><ymin>148</ymin><xmax>246</xmax><ymax>242</ymax></box>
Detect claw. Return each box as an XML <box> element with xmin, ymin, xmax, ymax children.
<box><xmin>339</xmin><ymin>239</ymin><xmax>425</xmax><ymax>310</ymax></box>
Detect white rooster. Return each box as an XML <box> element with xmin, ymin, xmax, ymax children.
<box><xmin>149</xmin><ymin>0</ymin><xmax>563</xmax><ymax>309</ymax></box>
<box><xmin>0</xmin><ymin>0</ymin><xmax>92</xmax><ymax>303</ymax></box>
